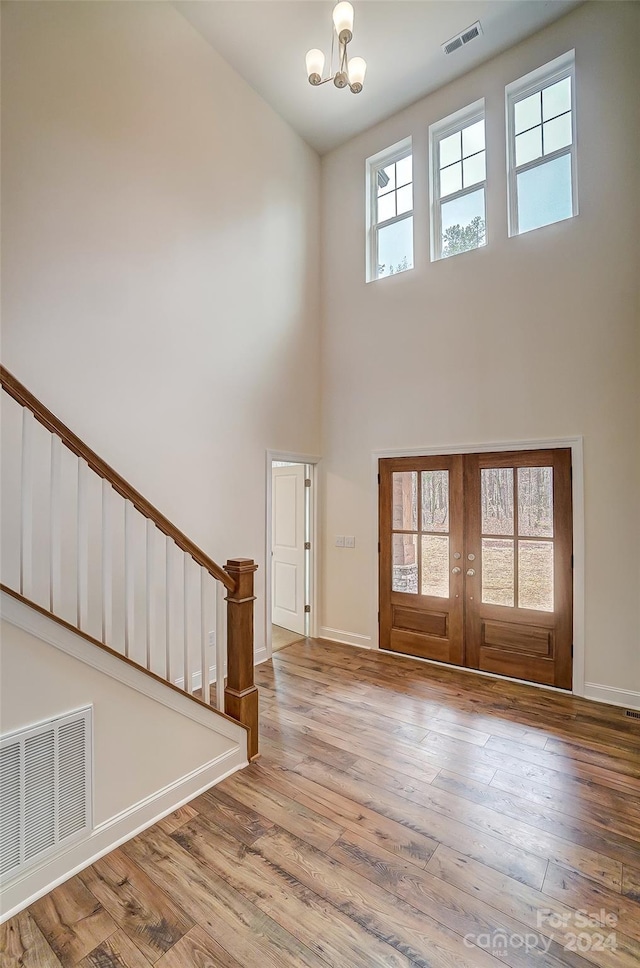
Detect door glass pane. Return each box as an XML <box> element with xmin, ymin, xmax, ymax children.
<box><xmin>481</xmin><ymin>468</ymin><xmax>514</xmax><ymax>535</ymax></box>
<box><xmin>377</xmin><ymin>217</ymin><xmax>413</xmax><ymax>277</ymax></box>
<box><xmin>392</xmin><ymin>534</ymin><xmax>417</xmax><ymax>593</ymax></box>
<box><xmin>482</xmin><ymin>539</ymin><xmax>514</xmax><ymax>606</ymax></box>
<box><xmin>421</xmin><ymin>535</ymin><xmax>449</xmax><ymax>598</ymax></box>
<box><xmin>421</xmin><ymin>471</ymin><xmax>449</xmax><ymax>532</ymax></box>
<box><xmin>518</xmin><ymin>467</ymin><xmax>553</xmax><ymax>537</ymax></box>
<box><xmin>392</xmin><ymin>472</ymin><xmax>417</xmax><ymax>530</ymax></box>
<box><xmin>517</xmin><ymin>154</ymin><xmax>573</xmax><ymax>234</ymax></box>
<box><xmin>518</xmin><ymin>540</ymin><xmax>554</xmax><ymax>611</ymax></box>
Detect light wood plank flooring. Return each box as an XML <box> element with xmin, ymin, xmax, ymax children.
<box><xmin>3</xmin><ymin>639</ymin><xmax>640</xmax><ymax>968</ymax></box>
<box><xmin>272</xmin><ymin>625</ymin><xmax>306</xmax><ymax>652</ymax></box>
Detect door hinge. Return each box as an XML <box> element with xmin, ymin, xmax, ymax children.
<box><xmin>305</xmin><ymin>541</ymin><xmax>311</xmax><ymax>550</ymax></box>
<box><xmin>571</xmin><ymin>643</ymin><xmax>574</xmax><ymax>657</ymax></box>
<box><xmin>304</xmin><ymin>604</ymin><xmax>311</xmax><ymax>613</ymax></box>
<box><xmin>571</xmin><ymin>554</ymin><xmax>574</xmax><ymax>569</ymax></box>
<box><xmin>305</xmin><ymin>478</ymin><xmax>311</xmax><ymax>487</ymax></box>
<box><xmin>378</xmin><ymin>611</ymin><xmax>380</xmax><ymax>623</ymax></box>
<box><xmin>377</xmin><ymin>474</ymin><xmax>380</xmax><ymax>485</ymax></box>
<box><xmin>378</xmin><ymin>541</ymin><xmax>381</xmax><ymax>553</ymax></box>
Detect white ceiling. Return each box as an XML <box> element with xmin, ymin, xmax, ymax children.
<box><xmin>176</xmin><ymin>1</ymin><xmax>582</xmax><ymax>154</ymax></box>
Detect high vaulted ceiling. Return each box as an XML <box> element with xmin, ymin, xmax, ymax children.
<box><xmin>176</xmin><ymin>1</ymin><xmax>582</xmax><ymax>155</ymax></box>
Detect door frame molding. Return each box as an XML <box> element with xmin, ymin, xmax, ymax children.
<box><xmin>371</xmin><ymin>437</ymin><xmax>585</xmax><ymax>697</ymax></box>
<box><xmin>265</xmin><ymin>450</ymin><xmax>321</xmax><ymax>659</ymax></box>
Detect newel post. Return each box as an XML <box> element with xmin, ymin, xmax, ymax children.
<box><xmin>224</xmin><ymin>558</ymin><xmax>259</xmax><ymax>760</ymax></box>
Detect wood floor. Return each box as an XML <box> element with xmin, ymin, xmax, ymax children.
<box><xmin>272</xmin><ymin>625</ymin><xmax>306</xmax><ymax>652</ymax></box>
<box><xmin>3</xmin><ymin>639</ymin><xmax>640</xmax><ymax>968</ymax></box>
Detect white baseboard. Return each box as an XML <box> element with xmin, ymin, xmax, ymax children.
<box><xmin>174</xmin><ymin>647</ymin><xmax>269</xmax><ymax>690</ymax></box>
<box><xmin>0</xmin><ymin>746</ymin><xmax>246</xmax><ymax>923</ymax></box>
<box><xmin>583</xmin><ymin>682</ymin><xmax>640</xmax><ymax>710</ymax></box>
<box><xmin>174</xmin><ymin>664</ymin><xmax>221</xmax><ymax>692</ymax></box>
<box><xmin>318</xmin><ymin>626</ymin><xmax>373</xmax><ymax>649</ymax></box>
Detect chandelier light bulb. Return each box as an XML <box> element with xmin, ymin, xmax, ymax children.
<box><xmin>306</xmin><ymin>2</ymin><xmax>365</xmax><ymax>96</ymax></box>
<box><xmin>332</xmin><ymin>1</ymin><xmax>354</xmax><ymax>44</ymax></box>
<box><xmin>348</xmin><ymin>56</ymin><xmax>366</xmax><ymax>93</ymax></box>
<box><xmin>305</xmin><ymin>49</ymin><xmax>325</xmax><ymax>85</ymax></box>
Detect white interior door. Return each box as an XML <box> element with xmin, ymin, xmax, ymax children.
<box><xmin>271</xmin><ymin>463</ymin><xmax>305</xmax><ymax>634</ymax></box>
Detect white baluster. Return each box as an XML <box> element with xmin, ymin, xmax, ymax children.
<box><xmin>200</xmin><ymin>569</ymin><xmax>209</xmax><ymax>704</ymax></box>
<box><xmin>183</xmin><ymin>554</ymin><xmax>191</xmax><ymax>694</ymax></box>
<box><xmin>20</xmin><ymin>409</ymin><xmax>33</xmax><ymax>599</ymax></box>
<box><xmin>124</xmin><ymin>500</ymin><xmax>134</xmax><ymax>658</ymax></box>
<box><xmin>102</xmin><ymin>479</ymin><xmax>112</xmax><ymax>645</ymax></box>
<box><xmin>77</xmin><ymin>458</ymin><xmax>88</xmax><ymax>630</ymax></box>
<box><xmin>146</xmin><ymin>519</ymin><xmax>154</xmax><ymax>672</ymax></box>
<box><xmin>165</xmin><ymin>537</ymin><xmax>172</xmax><ymax>681</ymax></box>
<box><xmin>216</xmin><ymin>580</ymin><xmax>225</xmax><ymax>711</ymax></box>
<box><xmin>50</xmin><ymin>435</ymin><xmax>62</xmax><ymax>613</ymax></box>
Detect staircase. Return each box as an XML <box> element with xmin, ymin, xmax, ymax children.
<box><xmin>0</xmin><ymin>366</ymin><xmax>259</xmax><ymax>760</ymax></box>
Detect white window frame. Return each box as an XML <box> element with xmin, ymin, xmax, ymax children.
<box><xmin>429</xmin><ymin>99</ymin><xmax>486</xmax><ymax>262</ymax></box>
<box><xmin>506</xmin><ymin>50</ymin><xmax>577</xmax><ymax>237</ymax></box>
<box><xmin>366</xmin><ymin>137</ymin><xmax>413</xmax><ymax>283</ymax></box>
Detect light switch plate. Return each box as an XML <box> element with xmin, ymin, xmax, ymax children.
<box><xmin>345</xmin><ymin>535</ymin><xmax>355</xmax><ymax>548</ymax></box>
<box><xmin>335</xmin><ymin>535</ymin><xmax>345</xmax><ymax>547</ymax></box>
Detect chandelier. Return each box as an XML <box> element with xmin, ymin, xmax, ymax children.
<box><xmin>305</xmin><ymin>2</ymin><xmax>367</xmax><ymax>95</ymax></box>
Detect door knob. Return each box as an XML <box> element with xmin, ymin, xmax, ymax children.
<box><xmin>466</xmin><ymin>568</ymin><xmax>475</xmax><ymax>576</ymax></box>
<box><xmin>452</xmin><ymin>566</ymin><xmax>461</xmax><ymax>575</ymax></box>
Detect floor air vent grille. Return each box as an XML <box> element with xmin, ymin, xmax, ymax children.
<box><xmin>625</xmin><ymin>709</ymin><xmax>640</xmax><ymax>720</ymax></box>
<box><xmin>1</xmin><ymin>707</ymin><xmax>92</xmax><ymax>880</ymax></box>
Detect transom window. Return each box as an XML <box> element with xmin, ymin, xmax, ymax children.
<box><xmin>366</xmin><ymin>138</ymin><xmax>414</xmax><ymax>282</ymax></box>
<box><xmin>429</xmin><ymin>100</ymin><xmax>486</xmax><ymax>262</ymax></box>
<box><xmin>506</xmin><ymin>50</ymin><xmax>577</xmax><ymax>236</ymax></box>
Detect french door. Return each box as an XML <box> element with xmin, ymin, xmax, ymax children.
<box><xmin>379</xmin><ymin>449</ymin><xmax>573</xmax><ymax>689</ymax></box>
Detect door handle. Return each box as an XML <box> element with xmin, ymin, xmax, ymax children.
<box><xmin>451</xmin><ymin>566</ymin><xmax>461</xmax><ymax>575</ymax></box>
<box><xmin>466</xmin><ymin>568</ymin><xmax>475</xmax><ymax>577</ymax></box>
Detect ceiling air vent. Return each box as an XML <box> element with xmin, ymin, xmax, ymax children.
<box><xmin>0</xmin><ymin>707</ymin><xmax>92</xmax><ymax>881</ymax></box>
<box><xmin>442</xmin><ymin>21</ymin><xmax>483</xmax><ymax>56</ymax></box>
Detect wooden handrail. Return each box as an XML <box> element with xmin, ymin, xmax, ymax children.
<box><xmin>0</xmin><ymin>366</ymin><xmax>235</xmax><ymax>592</ymax></box>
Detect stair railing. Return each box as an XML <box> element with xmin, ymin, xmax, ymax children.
<box><xmin>0</xmin><ymin>366</ymin><xmax>258</xmax><ymax>759</ymax></box>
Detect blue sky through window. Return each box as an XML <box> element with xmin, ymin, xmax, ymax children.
<box><xmin>517</xmin><ymin>154</ymin><xmax>572</xmax><ymax>233</ymax></box>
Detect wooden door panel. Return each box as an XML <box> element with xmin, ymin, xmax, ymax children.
<box><xmin>379</xmin><ymin>456</ymin><xmax>464</xmax><ymax>666</ymax></box>
<box><xmin>464</xmin><ymin>449</ymin><xmax>573</xmax><ymax>689</ymax></box>
<box><xmin>379</xmin><ymin>448</ymin><xmax>573</xmax><ymax>690</ymax></box>
<box><xmin>389</xmin><ymin>630</ymin><xmax>452</xmax><ymax>663</ymax></box>
<box><xmin>482</xmin><ymin>620</ymin><xmax>553</xmax><ymax>656</ymax></box>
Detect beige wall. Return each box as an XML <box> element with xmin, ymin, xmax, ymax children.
<box><xmin>0</xmin><ymin>621</ymin><xmax>236</xmax><ymax>825</ymax></box>
<box><xmin>1</xmin><ymin>1</ymin><xmax>322</xmax><ymax>655</ymax></box>
<box><xmin>320</xmin><ymin>3</ymin><xmax>640</xmax><ymax>695</ymax></box>
<box><xmin>0</xmin><ymin>613</ymin><xmax>244</xmax><ymax>918</ymax></box>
